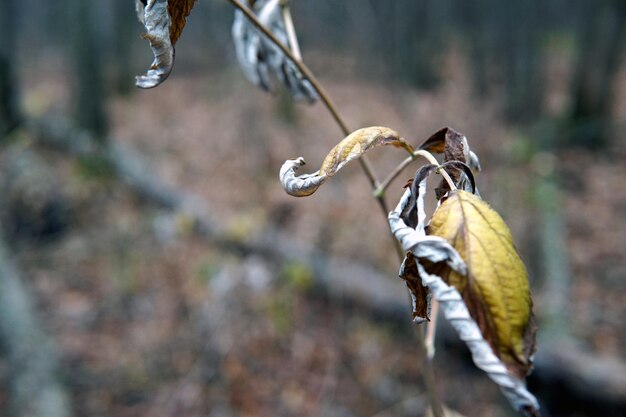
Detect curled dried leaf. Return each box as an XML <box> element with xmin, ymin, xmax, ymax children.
<box><xmin>135</xmin><ymin>0</ymin><xmax>197</xmax><ymax>89</ymax></box>
<box><xmin>399</xmin><ymin>161</ymin><xmax>476</xmax><ymax>231</ymax></box>
<box><xmin>280</xmin><ymin>127</ymin><xmax>413</xmax><ymax>197</ymax></box>
<box><xmin>391</xmin><ymin>183</ymin><xmax>466</xmax><ymax>323</ymax></box>
<box><xmin>416</xmin><ymin>260</ymin><xmax>540</xmax><ymax>417</ymax></box>
<box><xmin>419</xmin><ymin>127</ymin><xmax>481</xmax><ymax>198</ymax></box>
<box><xmin>388</xmin><ymin>187</ymin><xmax>540</xmax><ymax>416</ymax></box>
<box><xmin>232</xmin><ymin>0</ymin><xmax>318</xmax><ymax>102</ymax></box>
<box><xmin>400</xmin><ymin>252</ymin><xmax>431</xmax><ymax>323</ymax></box>
<box><xmin>320</xmin><ymin>127</ymin><xmax>414</xmax><ymax>175</ymax></box>
<box><xmin>279</xmin><ymin>157</ymin><xmax>327</xmax><ymax>197</ymax></box>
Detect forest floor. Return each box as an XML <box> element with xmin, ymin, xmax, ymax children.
<box><xmin>2</xmin><ymin>56</ymin><xmax>625</xmax><ymax>417</ymax></box>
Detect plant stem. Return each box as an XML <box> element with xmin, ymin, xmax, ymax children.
<box><xmin>226</xmin><ymin>2</ymin><xmax>444</xmax><ymax>415</ymax></box>
<box><xmin>425</xmin><ymin>301</ymin><xmax>440</xmax><ymax>359</ymax></box>
<box><xmin>280</xmin><ymin>1</ymin><xmax>302</xmax><ymax>61</ymax></box>
<box><xmin>416</xmin><ymin>326</ymin><xmax>445</xmax><ymax>417</ymax></box>
<box><xmin>226</xmin><ymin>0</ymin><xmax>381</xmax><ymax>195</ymax></box>
<box><xmin>227</xmin><ymin>0</ymin><xmax>402</xmax><ymax>255</ymax></box>
<box><xmin>375</xmin><ymin>150</ymin><xmax>457</xmax><ymax>197</ymax></box>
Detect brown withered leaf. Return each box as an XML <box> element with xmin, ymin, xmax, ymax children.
<box><xmin>399</xmin><ymin>253</ymin><xmax>431</xmax><ymax>322</ymax></box>
<box><xmin>419</xmin><ymin>127</ymin><xmax>480</xmax><ymax>169</ymax></box>
<box><xmin>168</xmin><ymin>0</ymin><xmax>198</xmax><ymax>44</ymax></box>
<box><xmin>426</xmin><ymin>190</ymin><xmax>536</xmax><ymax>379</ymax></box>
<box><xmin>419</xmin><ymin>127</ymin><xmax>481</xmax><ymax>198</ymax></box>
<box><xmin>400</xmin><ymin>164</ymin><xmax>437</xmax><ymax>229</ymax></box>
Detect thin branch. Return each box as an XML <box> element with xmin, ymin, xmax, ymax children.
<box><xmin>226</xmin><ymin>0</ymin><xmax>382</xmax><ymax>191</ymax></box>
<box><xmin>280</xmin><ymin>1</ymin><xmax>302</xmax><ymax>61</ymax></box>
<box><xmin>415</xmin><ymin>326</ymin><xmax>445</xmax><ymax>417</ymax></box>
<box><xmin>226</xmin><ymin>0</ymin><xmax>399</xmax><ymax>253</ymax></box>
<box><xmin>375</xmin><ymin>150</ymin><xmax>458</xmax><ymax>198</ymax></box>
<box><xmin>227</xmin><ymin>0</ymin><xmax>347</xmax><ymax>133</ymax></box>
<box><xmin>425</xmin><ymin>301</ymin><xmax>439</xmax><ymax>359</ymax></box>
<box><xmin>226</xmin><ymin>2</ymin><xmax>444</xmax><ymax>416</ymax></box>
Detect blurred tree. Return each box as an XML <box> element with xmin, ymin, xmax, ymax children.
<box><xmin>371</xmin><ymin>0</ymin><xmax>449</xmax><ymax>89</ymax></box>
<box><xmin>500</xmin><ymin>0</ymin><xmax>545</xmax><ymax>123</ymax></box>
<box><xmin>111</xmin><ymin>0</ymin><xmax>138</xmax><ymax>95</ymax></box>
<box><xmin>460</xmin><ymin>0</ymin><xmax>546</xmax><ymax>123</ymax></box>
<box><xmin>458</xmin><ymin>0</ymin><xmax>493</xmax><ymax>99</ymax></box>
<box><xmin>568</xmin><ymin>0</ymin><xmax>626</xmax><ymax>149</ymax></box>
<box><xmin>0</xmin><ymin>229</ymin><xmax>72</xmax><ymax>417</ymax></box>
<box><xmin>70</xmin><ymin>0</ymin><xmax>108</xmax><ymax>139</ymax></box>
<box><xmin>0</xmin><ymin>0</ymin><xmax>20</xmax><ymax>137</ymax></box>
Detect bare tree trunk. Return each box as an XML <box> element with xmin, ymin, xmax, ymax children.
<box><xmin>505</xmin><ymin>0</ymin><xmax>544</xmax><ymax>123</ymax></box>
<box><xmin>0</xmin><ymin>232</ymin><xmax>72</xmax><ymax>417</ymax></box>
<box><xmin>534</xmin><ymin>162</ymin><xmax>571</xmax><ymax>341</ymax></box>
<box><xmin>460</xmin><ymin>0</ymin><xmax>493</xmax><ymax>99</ymax></box>
<box><xmin>568</xmin><ymin>0</ymin><xmax>626</xmax><ymax>149</ymax></box>
<box><xmin>0</xmin><ymin>0</ymin><xmax>20</xmax><ymax>137</ymax></box>
<box><xmin>111</xmin><ymin>0</ymin><xmax>137</xmax><ymax>95</ymax></box>
<box><xmin>70</xmin><ymin>0</ymin><xmax>108</xmax><ymax>139</ymax></box>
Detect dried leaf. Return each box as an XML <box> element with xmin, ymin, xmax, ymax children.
<box><xmin>320</xmin><ymin>127</ymin><xmax>414</xmax><ymax>175</ymax></box>
<box><xmin>168</xmin><ymin>0</ymin><xmax>197</xmax><ymax>44</ymax></box>
<box><xmin>400</xmin><ymin>253</ymin><xmax>431</xmax><ymax>323</ymax></box>
<box><xmin>280</xmin><ymin>127</ymin><xmax>413</xmax><ymax>197</ymax></box>
<box><xmin>419</xmin><ymin>127</ymin><xmax>481</xmax><ymax>198</ymax></box>
<box><xmin>135</xmin><ymin>0</ymin><xmax>197</xmax><ymax>89</ymax></box>
<box><xmin>427</xmin><ymin>190</ymin><xmax>536</xmax><ymax>380</ymax></box>
<box><xmin>399</xmin><ymin>161</ymin><xmax>475</xmax><ymax>231</ymax></box>
<box><xmin>388</xmin><ymin>187</ymin><xmax>540</xmax><ymax>416</ymax></box>
<box><xmin>232</xmin><ymin>0</ymin><xmax>318</xmax><ymax>102</ymax></box>
<box><xmin>390</xmin><ymin>182</ymin><xmax>468</xmax><ymax>323</ymax></box>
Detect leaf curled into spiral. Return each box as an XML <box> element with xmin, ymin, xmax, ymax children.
<box><xmin>135</xmin><ymin>0</ymin><xmax>198</xmax><ymax>89</ymax></box>
<box><xmin>427</xmin><ymin>190</ymin><xmax>537</xmax><ymax>380</ymax></box>
<box><xmin>280</xmin><ymin>127</ymin><xmax>413</xmax><ymax>197</ymax></box>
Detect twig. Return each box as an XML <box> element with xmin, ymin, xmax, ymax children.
<box><xmin>280</xmin><ymin>1</ymin><xmax>302</xmax><ymax>61</ymax></box>
<box><xmin>226</xmin><ymin>2</ymin><xmax>444</xmax><ymax>416</ymax></box>
<box><xmin>226</xmin><ymin>0</ymin><xmax>382</xmax><ymax>198</ymax></box>
<box><xmin>374</xmin><ymin>150</ymin><xmax>457</xmax><ymax>198</ymax></box>
<box><xmin>226</xmin><ymin>0</ymin><xmax>402</xmax><ymax>255</ymax></box>
<box><xmin>425</xmin><ymin>301</ymin><xmax>439</xmax><ymax>359</ymax></box>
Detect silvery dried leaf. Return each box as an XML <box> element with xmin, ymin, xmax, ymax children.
<box><xmin>388</xmin><ymin>183</ymin><xmax>540</xmax><ymax>417</ymax></box>
<box><xmin>232</xmin><ymin>0</ymin><xmax>318</xmax><ymax>102</ymax></box>
<box><xmin>135</xmin><ymin>0</ymin><xmax>197</xmax><ymax>89</ymax></box>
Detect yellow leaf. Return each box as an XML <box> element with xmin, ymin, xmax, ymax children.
<box><xmin>319</xmin><ymin>126</ymin><xmax>414</xmax><ymax>177</ymax></box>
<box><xmin>427</xmin><ymin>190</ymin><xmax>536</xmax><ymax>378</ymax></box>
<box><xmin>280</xmin><ymin>127</ymin><xmax>413</xmax><ymax>197</ymax></box>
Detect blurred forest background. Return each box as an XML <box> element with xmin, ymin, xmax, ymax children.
<box><xmin>1</xmin><ymin>0</ymin><xmax>625</xmax><ymax>416</ymax></box>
